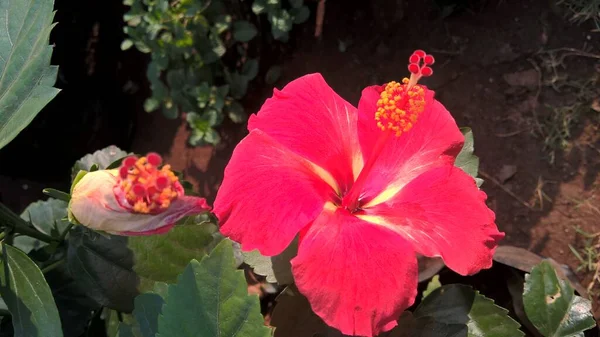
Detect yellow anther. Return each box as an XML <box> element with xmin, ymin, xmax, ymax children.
<box><xmin>374</xmin><ymin>79</ymin><xmax>426</xmax><ymax>137</ymax></box>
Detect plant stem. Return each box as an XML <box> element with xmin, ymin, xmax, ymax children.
<box><xmin>0</xmin><ymin>203</ymin><xmax>57</xmax><ymax>243</ymax></box>
<box><xmin>40</xmin><ymin>259</ymin><xmax>64</xmax><ymax>274</ymax></box>
<box><xmin>58</xmin><ymin>223</ymin><xmax>75</xmax><ymax>242</ymax></box>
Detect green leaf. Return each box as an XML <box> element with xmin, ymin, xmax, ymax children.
<box><xmin>455</xmin><ymin>127</ymin><xmax>483</xmax><ymax>187</ymax></box>
<box><xmin>384</xmin><ymin>311</ymin><xmax>466</xmax><ymax>337</ymax></box>
<box><xmin>42</xmin><ymin>188</ymin><xmax>71</xmax><ymax>202</ymax></box>
<box><xmin>13</xmin><ymin>198</ymin><xmax>69</xmax><ymax>253</ymax></box>
<box><xmin>214</xmin><ymin>15</ymin><xmax>232</xmax><ymax>34</ymax></box>
<box><xmin>225</xmin><ymin>101</ymin><xmax>246</xmax><ymax>123</ymax></box>
<box><xmin>265</xmin><ymin>65</ymin><xmax>282</xmax><ymax>85</ymax></box>
<box><xmin>421</xmin><ymin>275</ymin><xmax>441</xmax><ymax>300</ymax></box>
<box><xmin>414</xmin><ymin>284</ymin><xmax>524</xmax><ymax>337</ymax></box>
<box><xmin>144</xmin><ymin>98</ymin><xmax>160</xmax><ymax>112</ymax></box>
<box><xmin>523</xmin><ymin>261</ymin><xmax>596</xmax><ymax>337</ymax></box>
<box><xmin>242</xmin><ymin>236</ymin><xmax>297</xmax><ymax>284</ymax></box>
<box><xmin>241</xmin><ymin>58</ymin><xmax>259</xmax><ymax>80</ymax></box>
<box><xmin>0</xmin><ymin>0</ymin><xmax>61</xmax><ymax>151</ymax></box>
<box><xmin>72</xmin><ymin>145</ymin><xmax>130</xmax><ymax>175</ymax></box>
<box><xmin>121</xmin><ymin>39</ymin><xmax>134</xmax><ymax>50</ymax></box>
<box><xmin>229</xmin><ymin>72</ymin><xmax>249</xmax><ymax>99</ymax></box>
<box><xmin>232</xmin><ymin>21</ymin><xmax>258</xmax><ymax>42</ymax></box>
<box><xmin>291</xmin><ymin>6</ymin><xmax>310</xmax><ymax>24</ymax></box>
<box><xmin>157</xmin><ymin>240</ymin><xmax>272</xmax><ymax>337</ymax></box>
<box><xmin>67</xmin><ymin>221</ymin><xmax>226</xmax><ymax>312</ymax></box>
<box><xmin>0</xmin><ymin>244</ymin><xmax>63</xmax><ymax>337</ymax></box>
<box><xmin>289</xmin><ymin>0</ymin><xmax>303</xmax><ymax>8</ymax></box>
<box><xmin>252</xmin><ymin>0</ymin><xmax>267</xmax><ymax>14</ymax></box>
<box><xmin>133</xmin><ymin>293</ymin><xmax>164</xmax><ymax>337</ymax></box>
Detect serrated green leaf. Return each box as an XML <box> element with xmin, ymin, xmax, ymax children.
<box><xmin>157</xmin><ymin>240</ymin><xmax>273</xmax><ymax>337</ymax></box>
<box><xmin>414</xmin><ymin>284</ymin><xmax>524</xmax><ymax>337</ymax></box>
<box><xmin>242</xmin><ymin>236</ymin><xmax>297</xmax><ymax>284</ymax></box>
<box><xmin>232</xmin><ymin>21</ymin><xmax>258</xmax><ymax>42</ymax></box>
<box><xmin>523</xmin><ymin>261</ymin><xmax>596</xmax><ymax>337</ymax></box>
<box><xmin>13</xmin><ymin>198</ymin><xmax>69</xmax><ymax>253</ymax></box>
<box><xmin>422</xmin><ymin>275</ymin><xmax>441</xmax><ymax>300</ymax></box>
<box><xmin>0</xmin><ymin>244</ymin><xmax>63</xmax><ymax>337</ymax></box>
<box><xmin>455</xmin><ymin>127</ymin><xmax>483</xmax><ymax>187</ymax></box>
<box><xmin>0</xmin><ymin>0</ymin><xmax>61</xmax><ymax>151</ymax></box>
<box><xmin>241</xmin><ymin>58</ymin><xmax>259</xmax><ymax>80</ymax></box>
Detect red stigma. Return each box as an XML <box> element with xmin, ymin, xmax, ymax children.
<box><xmin>407</xmin><ymin>50</ymin><xmax>435</xmax><ymax>79</ymax></box>
<box><xmin>119</xmin><ymin>166</ymin><xmax>129</xmax><ymax>179</ymax></box>
<box><xmin>132</xmin><ymin>184</ymin><xmax>146</xmax><ymax>196</ymax></box>
<box><xmin>123</xmin><ymin>156</ymin><xmax>137</xmax><ymax>168</ymax></box>
<box><xmin>423</xmin><ymin>55</ymin><xmax>435</xmax><ymax>65</ymax></box>
<box><xmin>413</xmin><ymin>50</ymin><xmax>426</xmax><ymax>58</ymax></box>
<box><xmin>408</xmin><ymin>63</ymin><xmax>420</xmax><ymax>74</ymax></box>
<box><xmin>421</xmin><ymin>66</ymin><xmax>433</xmax><ymax>77</ymax></box>
<box><xmin>147</xmin><ymin>152</ymin><xmax>162</xmax><ymax>166</ymax></box>
<box><xmin>156</xmin><ymin>176</ymin><xmax>169</xmax><ymax>190</ymax></box>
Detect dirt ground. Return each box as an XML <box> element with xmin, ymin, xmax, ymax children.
<box><xmin>0</xmin><ymin>0</ymin><xmax>598</xmax><ymax>319</ymax></box>
<box><xmin>132</xmin><ymin>0</ymin><xmax>600</xmax><ymax>305</ymax></box>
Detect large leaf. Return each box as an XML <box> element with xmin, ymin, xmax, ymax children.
<box><xmin>13</xmin><ymin>198</ymin><xmax>69</xmax><ymax>253</ymax></box>
<box><xmin>157</xmin><ymin>240</ymin><xmax>272</xmax><ymax>337</ymax></box>
<box><xmin>133</xmin><ymin>293</ymin><xmax>163</xmax><ymax>337</ymax></box>
<box><xmin>232</xmin><ymin>21</ymin><xmax>257</xmax><ymax>42</ymax></box>
<box><xmin>0</xmin><ymin>0</ymin><xmax>60</xmax><ymax>150</ymax></box>
<box><xmin>0</xmin><ymin>244</ymin><xmax>63</xmax><ymax>337</ymax></box>
<box><xmin>523</xmin><ymin>261</ymin><xmax>596</xmax><ymax>337</ymax></box>
<box><xmin>455</xmin><ymin>127</ymin><xmax>484</xmax><ymax>187</ymax></box>
<box><xmin>413</xmin><ymin>284</ymin><xmax>524</xmax><ymax>337</ymax></box>
<box><xmin>67</xmin><ymin>221</ymin><xmax>230</xmax><ymax>312</ymax></box>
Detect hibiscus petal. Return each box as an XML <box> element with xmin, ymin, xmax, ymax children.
<box><xmin>360</xmin><ymin>165</ymin><xmax>504</xmax><ymax>276</ymax></box>
<box><xmin>356</xmin><ymin>85</ymin><xmax>465</xmax><ymax>206</ymax></box>
<box><xmin>248</xmin><ymin>73</ymin><xmax>362</xmax><ymax>193</ymax></box>
<box><xmin>292</xmin><ymin>208</ymin><xmax>418</xmax><ymax>337</ymax></box>
<box><xmin>214</xmin><ymin>130</ymin><xmax>335</xmax><ymax>256</ymax></box>
<box><xmin>70</xmin><ymin>170</ymin><xmax>211</xmax><ymax>236</ymax></box>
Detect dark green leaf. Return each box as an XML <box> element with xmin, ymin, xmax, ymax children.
<box><xmin>291</xmin><ymin>6</ymin><xmax>310</xmax><ymax>24</ymax></box>
<box><xmin>414</xmin><ymin>284</ymin><xmax>524</xmax><ymax>337</ymax></box>
<box><xmin>241</xmin><ymin>58</ymin><xmax>259</xmax><ymax>80</ymax></box>
<box><xmin>133</xmin><ymin>293</ymin><xmax>164</xmax><ymax>337</ymax></box>
<box><xmin>0</xmin><ymin>0</ymin><xmax>61</xmax><ymax>151</ymax></box>
<box><xmin>161</xmin><ymin>103</ymin><xmax>178</xmax><ymax>119</ymax></box>
<box><xmin>229</xmin><ymin>72</ymin><xmax>249</xmax><ymax>99</ymax></box>
<box><xmin>13</xmin><ymin>198</ymin><xmax>69</xmax><ymax>253</ymax></box>
<box><xmin>455</xmin><ymin>127</ymin><xmax>483</xmax><ymax>187</ymax></box>
<box><xmin>232</xmin><ymin>21</ymin><xmax>258</xmax><ymax>42</ymax></box>
<box><xmin>42</xmin><ymin>188</ymin><xmax>71</xmax><ymax>202</ymax></box>
<box><xmin>523</xmin><ymin>261</ymin><xmax>596</xmax><ymax>337</ymax></box>
<box><xmin>0</xmin><ymin>244</ymin><xmax>63</xmax><ymax>337</ymax></box>
<box><xmin>156</xmin><ymin>240</ymin><xmax>272</xmax><ymax>337</ymax></box>
<box><xmin>383</xmin><ymin>311</ymin><xmax>466</xmax><ymax>337</ymax></box>
<box><xmin>270</xmin><ymin>9</ymin><xmax>293</xmax><ymax>40</ymax></box>
<box><xmin>289</xmin><ymin>0</ymin><xmax>303</xmax><ymax>9</ymax></box>
<box><xmin>265</xmin><ymin>65</ymin><xmax>282</xmax><ymax>85</ymax></box>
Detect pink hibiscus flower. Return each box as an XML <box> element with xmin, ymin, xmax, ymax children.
<box><xmin>69</xmin><ymin>153</ymin><xmax>210</xmax><ymax>236</ymax></box>
<box><xmin>214</xmin><ymin>50</ymin><xmax>504</xmax><ymax>336</ymax></box>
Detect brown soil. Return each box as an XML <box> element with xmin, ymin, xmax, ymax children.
<box><xmin>132</xmin><ymin>0</ymin><xmax>600</xmax><ymax>315</ymax></box>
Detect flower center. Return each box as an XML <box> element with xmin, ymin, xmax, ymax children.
<box><xmin>341</xmin><ymin>50</ymin><xmax>435</xmax><ymax>212</ymax></box>
<box><xmin>117</xmin><ymin>153</ymin><xmax>179</xmax><ymax>213</ymax></box>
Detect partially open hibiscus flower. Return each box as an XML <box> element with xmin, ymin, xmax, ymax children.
<box><xmin>69</xmin><ymin>153</ymin><xmax>210</xmax><ymax>236</ymax></box>
<box><xmin>214</xmin><ymin>50</ymin><xmax>504</xmax><ymax>336</ymax></box>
